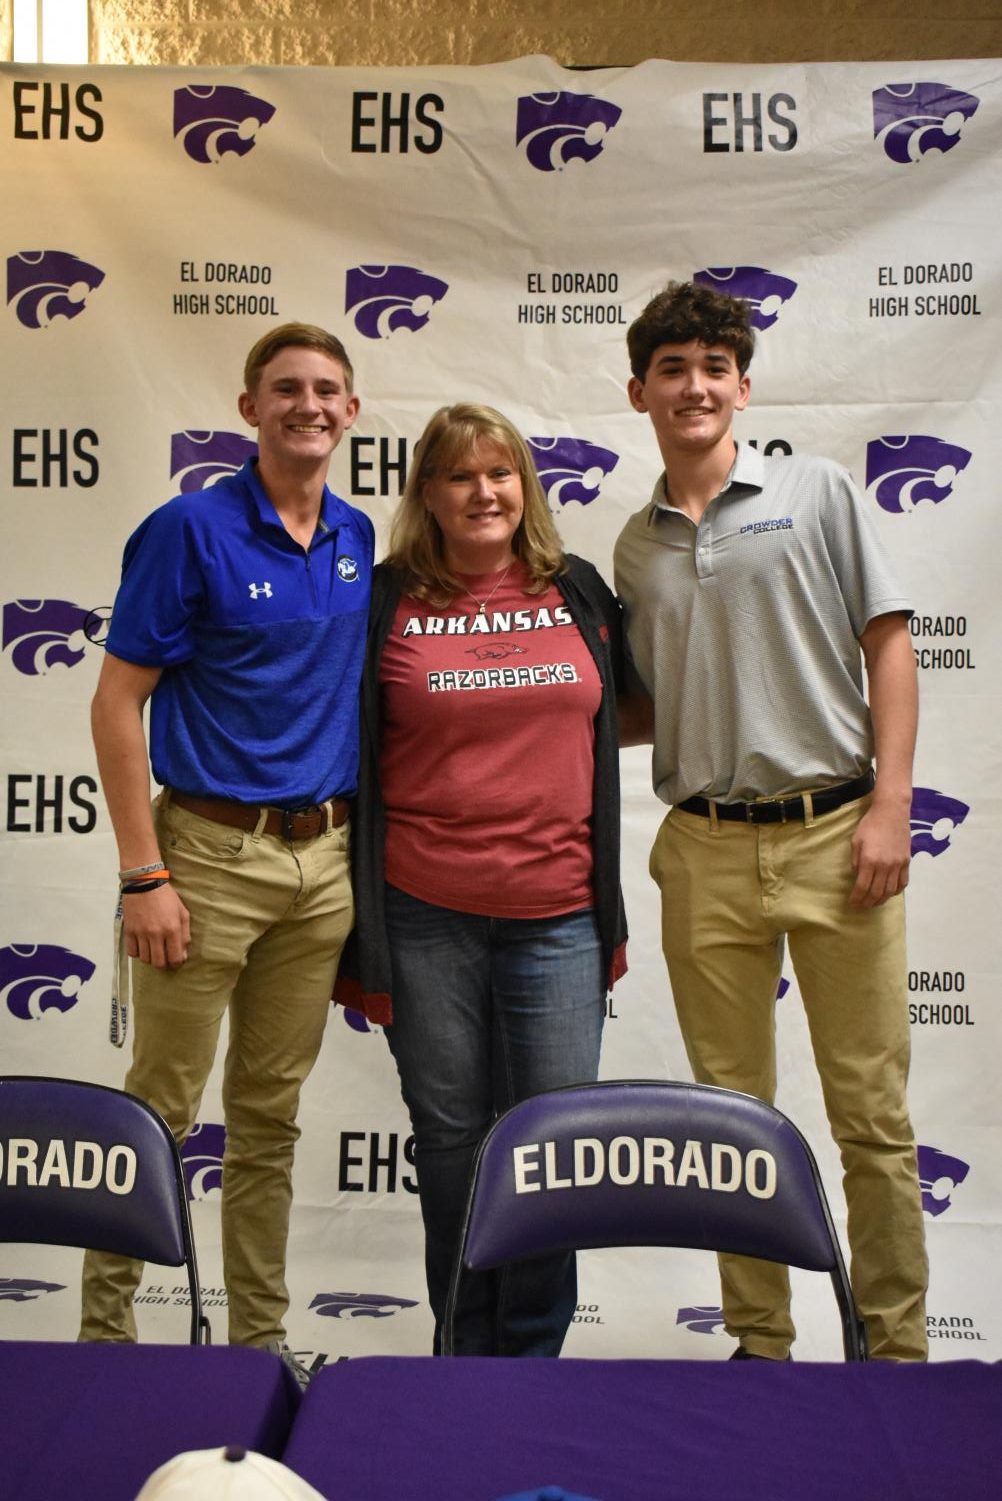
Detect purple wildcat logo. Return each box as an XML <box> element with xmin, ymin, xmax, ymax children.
<box><xmin>516</xmin><ymin>91</ymin><xmax>622</xmax><ymax>172</ymax></box>
<box><xmin>873</xmin><ymin>83</ymin><xmax>980</xmax><ymax>165</ymax></box>
<box><xmin>173</xmin><ymin>85</ymin><xmax>276</xmax><ymax>164</ymax></box>
<box><xmin>3</xmin><ymin>599</ymin><xmax>111</xmax><ymax>676</ymax></box>
<box><xmin>910</xmin><ymin>788</ymin><xmax>970</xmax><ymax>858</ymax></box>
<box><xmin>309</xmin><ymin>1291</ymin><xmax>419</xmax><ymax>1320</ymax></box>
<box><xmin>180</xmin><ymin>1122</ymin><xmax>225</xmax><ymax>1200</ymax></box>
<box><xmin>866</xmin><ymin>436</ymin><xmax>972</xmax><ymax>515</ymax></box>
<box><xmin>0</xmin><ymin>944</ymin><xmax>96</xmax><ymax>1021</ymax></box>
<box><xmin>0</xmin><ymin>1278</ymin><xmax>66</xmax><ymax>1302</ymax></box>
<box><xmin>7</xmin><ymin>250</ymin><xmax>105</xmax><ymax>329</ymax></box>
<box><xmin>676</xmin><ymin>1305</ymin><xmax>726</xmax><ymax>1335</ymax></box>
<box><xmin>694</xmin><ymin>266</ymin><xmax>797</xmax><ymax>331</ymax></box>
<box><xmin>170</xmin><ymin>431</ymin><xmax>258</xmax><ymax>492</ymax></box>
<box><xmin>918</xmin><ymin>1145</ymin><xmax>970</xmax><ymax>1217</ymax></box>
<box><xmin>345</xmin><ymin>265</ymin><xmax>448</xmax><ymax>340</ymax></box>
<box><xmin>527</xmin><ymin>437</ymin><xmax>619</xmax><ymax>508</ymax></box>
<box><xmin>777</xmin><ymin>976</ymin><xmax>790</xmax><ymax>1000</ymax></box>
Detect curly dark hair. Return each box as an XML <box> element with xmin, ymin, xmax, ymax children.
<box><xmin>628</xmin><ymin>281</ymin><xmax>755</xmax><ymax>381</ymax></box>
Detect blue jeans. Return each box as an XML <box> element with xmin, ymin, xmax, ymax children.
<box><xmin>383</xmin><ymin>885</ymin><xmax>606</xmax><ymax>1356</ymax></box>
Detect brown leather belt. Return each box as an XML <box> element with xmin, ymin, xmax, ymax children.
<box><xmin>677</xmin><ymin>769</ymin><xmax>875</xmax><ymax>825</ymax></box>
<box><xmin>171</xmin><ymin>791</ymin><xmax>349</xmax><ymax>841</ymax></box>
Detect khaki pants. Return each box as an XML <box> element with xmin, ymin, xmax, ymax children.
<box><xmin>650</xmin><ymin>794</ymin><xmax>928</xmax><ymax>1361</ymax></box>
<box><xmin>81</xmin><ymin>795</ymin><xmax>353</xmax><ymax>1347</ymax></box>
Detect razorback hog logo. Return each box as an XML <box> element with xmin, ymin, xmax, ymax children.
<box><xmin>2</xmin><ymin>599</ymin><xmax>111</xmax><ymax>675</ymax></box>
<box><xmin>676</xmin><ymin>1304</ymin><xmax>726</xmax><ymax>1335</ymax></box>
<box><xmin>467</xmin><ymin>643</ymin><xmax>527</xmax><ymax>663</ymax></box>
<box><xmin>309</xmin><ymin>1291</ymin><xmax>419</xmax><ymax>1319</ymax></box>
<box><xmin>345</xmin><ymin>265</ymin><xmax>448</xmax><ymax>340</ymax></box>
<box><xmin>7</xmin><ymin>250</ymin><xmax>104</xmax><ymax>329</ymax></box>
<box><xmin>170</xmin><ymin>431</ymin><xmax>257</xmax><ymax>492</ymax></box>
<box><xmin>179</xmin><ymin>1122</ymin><xmax>225</xmax><ymax>1200</ymax></box>
<box><xmin>694</xmin><ymin>266</ymin><xmax>797</xmax><ymax>331</ymax></box>
<box><xmin>872</xmin><ymin>83</ymin><xmax>980</xmax><ymax>164</ymax></box>
<box><xmin>527</xmin><ymin>436</ymin><xmax>619</xmax><ymax>508</ymax></box>
<box><xmin>865</xmin><ymin>436</ymin><xmax>972</xmax><ymax>515</ymax></box>
<box><xmin>0</xmin><ymin>1278</ymin><xmax>66</xmax><ymax>1302</ymax></box>
<box><xmin>909</xmin><ymin>787</ymin><xmax>970</xmax><ymax>858</ymax></box>
<box><xmin>173</xmin><ymin>85</ymin><xmax>276</xmax><ymax>164</ymax></box>
<box><xmin>0</xmin><ymin>944</ymin><xmax>96</xmax><ymax>1020</ymax></box>
<box><xmin>918</xmin><ymin>1144</ymin><xmax>970</xmax><ymax>1217</ymax></box>
<box><xmin>515</xmin><ymin>90</ymin><xmax>622</xmax><ymax>172</ymax></box>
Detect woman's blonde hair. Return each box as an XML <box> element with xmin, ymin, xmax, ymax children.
<box><xmin>385</xmin><ymin>403</ymin><xmax>566</xmax><ymax>604</ymax></box>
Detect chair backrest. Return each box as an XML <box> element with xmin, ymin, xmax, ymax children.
<box><xmin>0</xmin><ymin>1075</ymin><xmax>209</xmax><ymax>1343</ymax></box>
<box><xmin>444</xmin><ymin>1079</ymin><xmax>866</xmax><ymax>1359</ymax></box>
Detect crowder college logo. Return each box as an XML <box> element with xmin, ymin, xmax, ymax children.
<box><xmin>173</xmin><ymin>85</ymin><xmax>276</xmax><ymax>164</ymax></box>
<box><xmin>497</xmin><ymin>1490</ymin><xmax>599</xmax><ymax>1501</ymax></box>
<box><xmin>3</xmin><ymin>599</ymin><xmax>110</xmax><ymax>676</ymax></box>
<box><xmin>694</xmin><ymin>266</ymin><xmax>797</xmax><ymax>330</ymax></box>
<box><xmin>309</xmin><ymin>1291</ymin><xmax>418</xmax><ymax>1320</ymax></box>
<box><xmin>345</xmin><ymin>265</ymin><xmax>448</xmax><ymax>339</ymax></box>
<box><xmin>866</xmin><ymin>436</ymin><xmax>972</xmax><ymax>515</ymax></box>
<box><xmin>918</xmin><ymin>1145</ymin><xmax>970</xmax><ymax>1217</ymax></box>
<box><xmin>872</xmin><ymin>83</ymin><xmax>980</xmax><ymax>165</ymax></box>
<box><xmin>515</xmin><ymin>91</ymin><xmax>622</xmax><ymax>172</ymax></box>
<box><xmin>179</xmin><ymin>1122</ymin><xmax>225</xmax><ymax>1200</ymax></box>
<box><xmin>170</xmin><ymin>431</ymin><xmax>257</xmax><ymax>492</ymax></box>
<box><xmin>0</xmin><ymin>943</ymin><xmax>96</xmax><ymax>1021</ymax></box>
<box><xmin>0</xmin><ymin>1277</ymin><xmax>65</xmax><ymax>1302</ymax></box>
<box><xmin>910</xmin><ymin>787</ymin><xmax>970</xmax><ymax>858</ymax></box>
<box><xmin>7</xmin><ymin>250</ymin><xmax>105</xmax><ymax>329</ymax></box>
<box><xmin>527</xmin><ymin>437</ymin><xmax>619</xmax><ymax>508</ymax></box>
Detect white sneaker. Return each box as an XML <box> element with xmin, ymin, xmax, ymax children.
<box><xmin>265</xmin><ymin>1340</ymin><xmax>314</xmax><ymax>1390</ymax></box>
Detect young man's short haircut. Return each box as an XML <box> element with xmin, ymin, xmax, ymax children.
<box><xmin>628</xmin><ymin>281</ymin><xmax>755</xmax><ymax>381</ymax></box>
<box><xmin>243</xmin><ymin>322</ymin><xmax>355</xmax><ymax>394</ymax></box>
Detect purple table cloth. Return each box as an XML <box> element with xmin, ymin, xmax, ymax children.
<box><xmin>283</xmin><ymin>1355</ymin><xmax>1000</xmax><ymax>1501</ymax></box>
<box><xmin>0</xmin><ymin>1341</ymin><xmax>300</xmax><ymax>1501</ymax></box>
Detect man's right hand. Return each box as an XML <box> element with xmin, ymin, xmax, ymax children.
<box><xmin>123</xmin><ymin>883</ymin><xmax>191</xmax><ymax>968</ymax></box>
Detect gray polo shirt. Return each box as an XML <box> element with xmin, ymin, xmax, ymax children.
<box><xmin>614</xmin><ymin>443</ymin><xmax>912</xmax><ymax>806</ymax></box>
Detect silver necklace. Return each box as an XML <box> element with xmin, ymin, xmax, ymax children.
<box><xmin>457</xmin><ymin>562</ymin><xmax>513</xmax><ymax>615</ymax></box>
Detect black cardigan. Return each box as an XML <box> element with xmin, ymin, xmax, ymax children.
<box><xmin>336</xmin><ymin>554</ymin><xmax>628</xmax><ymax>1024</ymax></box>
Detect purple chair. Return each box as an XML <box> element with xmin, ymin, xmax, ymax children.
<box><xmin>443</xmin><ymin>1079</ymin><xmax>866</xmax><ymax>1360</ymax></box>
<box><xmin>0</xmin><ymin>1074</ymin><xmax>209</xmax><ymax>1344</ymax></box>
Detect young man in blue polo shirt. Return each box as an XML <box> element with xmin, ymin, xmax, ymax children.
<box><xmin>615</xmin><ymin>281</ymin><xmax>928</xmax><ymax>1361</ymax></box>
<box><xmin>80</xmin><ymin>324</ymin><xmax>373</xmax><ymax>1368</ymax></box>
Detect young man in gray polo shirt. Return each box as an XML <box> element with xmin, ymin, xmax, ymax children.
<box><xmin>614</xmin><ymin>280</ymin><xmax>927</xmax><ymax>1361</ymax></box>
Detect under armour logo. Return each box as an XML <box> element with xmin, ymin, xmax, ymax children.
<box><xmin>248</xmin><ymin>581</ymin><xmax>272</xmax><ymax>599</ymax></box>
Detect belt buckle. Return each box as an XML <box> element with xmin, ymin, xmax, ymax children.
<box><xmin>281</xmin><ymin>808</ymin><xmax>299</xmax><ymax>840</ymax></box>
<box><xmin>747</xmin><ymin>799</ymin><xmax>786</xmax><ymax>825</ymax></box>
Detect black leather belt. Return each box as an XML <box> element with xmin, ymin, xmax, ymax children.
<box><xmin>677</xmin><ymin>769</ymin><xmax>875</xmax><ymax>825</ymax></box>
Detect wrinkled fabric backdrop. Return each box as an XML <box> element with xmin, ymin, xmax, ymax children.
<box><xmin>1</xmin><ymin>55</ymin><xmax>998</xmax><ymax>1365</ymax></box>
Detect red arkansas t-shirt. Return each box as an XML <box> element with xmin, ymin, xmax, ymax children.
<box><xmin>379</xmin><ymin>564</ymin><xmax>602</xmax><ymax>917</ymax></box>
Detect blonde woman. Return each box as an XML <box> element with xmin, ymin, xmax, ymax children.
<box><xmin>339</xmin><ymin>404</ymin><xmax>627</xmax><ymax>1356</ymax></box>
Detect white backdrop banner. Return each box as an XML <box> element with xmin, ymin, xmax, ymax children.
<box><xmin>1</xmin><ymin>56</ymin><xmax>999</xmax><ymax>1369</ymax></box>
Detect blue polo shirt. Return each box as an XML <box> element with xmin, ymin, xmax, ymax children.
<box><xmin>107</xmin><ymin>459</ymin><xmax>373</xmax><ymax>806</ymax></box>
